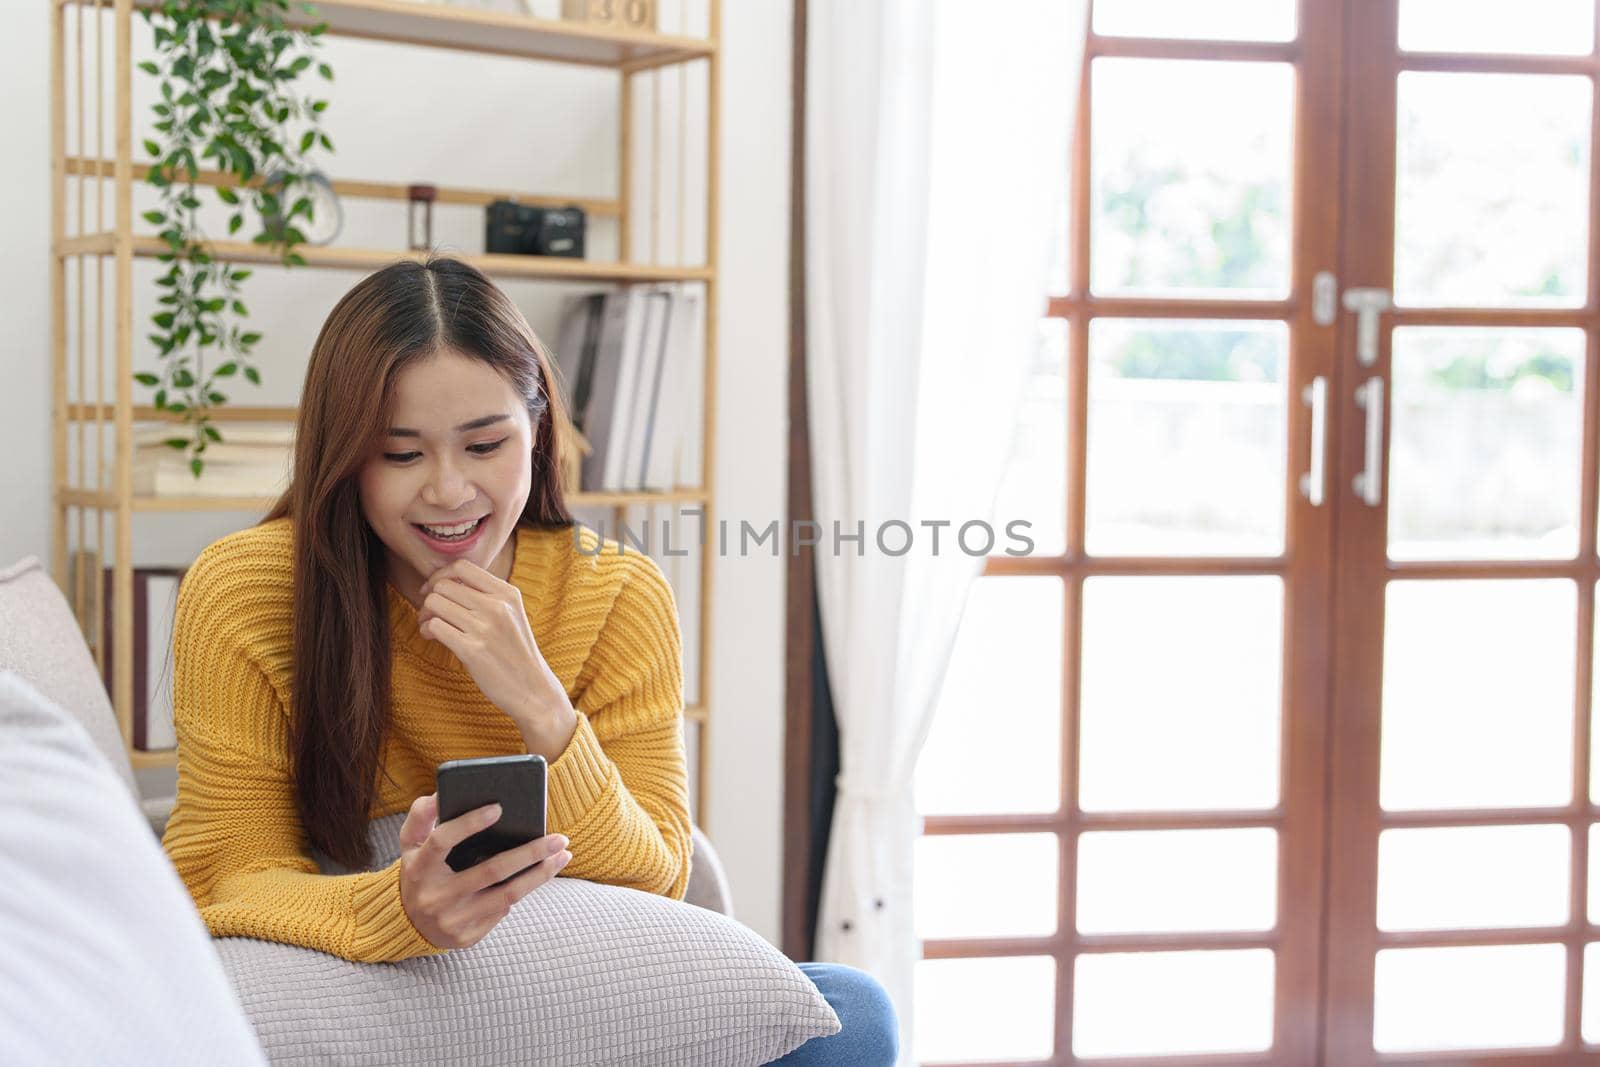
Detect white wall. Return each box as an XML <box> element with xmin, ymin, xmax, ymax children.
<box><xmin>0</xmin><ymin>0</ymin><xmax>789</xmax><ymax>948</ymax></box>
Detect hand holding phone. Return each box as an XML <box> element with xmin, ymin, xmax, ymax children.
<box><xmin>436</xmin><ymin>754</ymin><xmax>548</xmax><ymax>877</ymax></box>
<box><xmin>395</xmin><ymin>754</ymin><xmax>572</xmax><ymax>952</ymax></box>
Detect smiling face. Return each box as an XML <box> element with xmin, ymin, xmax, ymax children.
<box><xmin>357</xmin><ymin>347</ymin><xmax>535</xmax><ymax>608</ymax></box>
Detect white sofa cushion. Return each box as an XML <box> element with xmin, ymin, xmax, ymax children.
<box><xmin>0</xmin><ymin>556</ymin><xmax>138</xmax><ymax>802</ymax></box>
<box><xmin>0</xmin><ymin>669</ymin><xmax>268</xmax><ymax>1066</ymax></box>
<box><xmin>204</xmin><ymin>809</ymin><xmax>839</xmax><ymax>1065</ymax></box>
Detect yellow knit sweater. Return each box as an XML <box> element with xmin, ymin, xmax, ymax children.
<box><xmin>159</xmin><ymin>516</ymin><xmax>691</xmax><ymax>963</ymax></box>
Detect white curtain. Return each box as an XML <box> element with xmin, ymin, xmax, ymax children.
<box><xmin>805</xmin><ymin>1</ymin><xmax>1087</xmax><ymax>1060</ymax></box>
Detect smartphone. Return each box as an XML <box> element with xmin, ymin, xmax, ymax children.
<box><xmin>435</xmin><ymin>754</ymin><xmax>548</xmax><ymax>884</ymax></box>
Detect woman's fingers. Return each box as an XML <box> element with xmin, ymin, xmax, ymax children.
<box><xmin>400</xmin><ymin>800</ymin><xmax>571</xmax><ymax>949</ymax></box>
<box><xmin>498</xmin><ymin>845</ymin><xmax>572</xmax><ymax>906</ymax></box>
<box><xmin>466</xmin><ymin>844</ymin><xmax>573</xmax><ymax>928</ymax></box>
<box><xmin>397</xmin><ymin>793</ymin><xmax>438</xmax><ymax>851</ymax></box>
<box><xmin>460</xmin><ymin>832</ymin><xmax>570</xmax><ymax>895</ymax></box>
<box><xmin>419</xmin><ymin>801</ymin><xmax>503</xmax><ymax>869</ymax></box>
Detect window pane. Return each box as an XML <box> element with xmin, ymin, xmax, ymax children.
<box><xmin>915</xmin><ymin>834</ymin><xmax>1058</xmax><ymax>940</ymax></box>
<box><xmin>916</xmin><ymin>577</ymin><xmax>1062</xmax><ymax>815</ymax></box>
<box><xmin>1374</xmin><ymin>945</ymin><xmax>1565</xmax><ymax>1052</ymax></box>
<box><xmin>1094</xmin><ymin>0</ymin><xmax>1296</xmax><ymax>42</ymax></box>
<box><xmin>1076</xmin><ymin>829</ymin><xmax>1277</xmax><ymax>933</ymax></box>
<box><xmin>1589</xmin><ymin>826</ymin><xmax>1600</xmax><ymax>921</ymax></box>
<box><xmin>1091</xmin><ymin>59</ymin><xmax>1294</xmax><ymax>297</ymax></box>
<box><xmin>1381</xmin><ymin>580</ymin><xmax>1576</xmax><ymax>811</ymax></box>
<box><xmin>1592</xmin><ymin>606</ymin><xmax>1600</xmax><ymax>802</ymax></box>
<box><xmin>1399</xmin><ymin>0</ymin><xmax>1594</xmax><ymax>56</ymax></box>
<box><xmin>915</xmin><ymin>957</ymin><xmax>1054</xmax><ymax>1064</ymax></box>
<box><xmin>1086</xmin><ymin>319</ymin><xmax>1287</xmax><ymax>556</ymax></box>
<box><xmin>993</xmin><ymin>320</ymin><xmax>1066</xmax><ymax>556</ymax></box>
<box><xmin>1395</xmin><ymin>72</ymin><xmax>1591</xmax><ymax>308</ymax></box>
<box><xmin>1378</xmin><ymin>825</ymin><xmax>1570</xmax><ymax>931</ymax></box>
<box><xmin>1073</xmin><ymin>950</ymin><xmax>1275</xmax><ymax>1058</ymax></box>
<box><xmin>1582</xmin><ymin>943</ymin><xmax>1600</xmax><ymax>1042</ymax></box>
<box><xmin>1079</xmin><ymin>576</ymin><xmax>1283</xmax><ymax>812</ymax></box>
<box><xmin>1389</xmin><ymin>327</ymin><xmax>1583</xmax><ymax>560</ymax></box>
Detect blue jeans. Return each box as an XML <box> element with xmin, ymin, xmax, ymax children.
<box><xmin>765</xmin><ymin>962</ymin><xmax>899</xmax><ymax>1066</ymax></box>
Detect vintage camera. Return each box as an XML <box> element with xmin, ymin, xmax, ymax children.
<box><xmin>485</xmin><ymin>200</ymin><xmax>586</xmax><ymax>258</ymax></box>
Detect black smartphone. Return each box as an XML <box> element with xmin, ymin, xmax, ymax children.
<box><xmin>435</xmin><ymin>754</ymin><xmax>548</xmax><ymax>884</ymax></box>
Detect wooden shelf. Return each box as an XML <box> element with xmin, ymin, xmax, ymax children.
<box><xmin>66</xmin><ymin>0</ymin><xmax>717</xmax><ymax>71</ymax></box>
<box><xmin>58</xmin><ymin>487</ymin><xmax>709</xmax><ymax>512</ymax></box>
<box><xmin>57</xmin><ymin>233</ymin><xmax>711</xmax><ymax>284</ymax></box>
<box><xmin>54</xmin><ymin>0</ymin><xmax>722</xmax><ymax>827</ymax></box>
<box><xmin>65</xmin><ymin>157</ymin><xmax>622</xmax><ymax>217</ymax></box>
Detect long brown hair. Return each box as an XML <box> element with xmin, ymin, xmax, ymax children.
<box><xmin>260</xmin><ymin>255</ymin><xmax>574</xmax><ymax>870</ymax></box>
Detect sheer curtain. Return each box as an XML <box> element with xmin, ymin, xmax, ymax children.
<box><xmin>804</xmin><ymin>2</ymin><xmax>1087</xmax><ymax>1060</ymax></box>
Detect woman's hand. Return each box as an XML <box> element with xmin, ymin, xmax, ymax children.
<box><xmin>397</xmin><ymin>792</ymin><xmax>572</xmax><ymax>951</ymax></box>
<box><xmin>417</xmin><ymin>558</ymin><xmax>577</xmax><ymax>757</ymax></box>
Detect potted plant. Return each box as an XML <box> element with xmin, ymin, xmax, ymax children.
<box><xmin>135</xmin><ymin>0</ymin><xmax>334</xmax><ymax>477</ymax></box>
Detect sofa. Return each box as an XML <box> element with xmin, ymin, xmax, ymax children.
<box><xmin>0</xmin><ymin>554</ymin><xmax>839</xmax><ymax>1065</ymax></box>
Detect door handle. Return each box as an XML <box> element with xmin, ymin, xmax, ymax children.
<box><xmin>1342</xmin><ymin>288</ymin><xmax>1391</xmax><ymax>367</ymax></box>
<box><xmin>1352</xmin><ymin>376</ymin><xmax>1384</xmax><ymax>506</ymax></box>
<box><xmin>1299</xmin><ymin>375</ymin><xmax>1328</xmax><ymax>506</ymax></box>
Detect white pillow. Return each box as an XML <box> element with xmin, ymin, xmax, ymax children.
<box><xmin>209</xmin><ymin>810</ymin><xmax>841</xmax><ymax>1065</ymax></box>
<box><xmin>0</xmin><ymin>670</ymin><xmax>267</xmax><ymax>1066</ymax></box>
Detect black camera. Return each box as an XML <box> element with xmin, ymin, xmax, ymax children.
<box><xmin>485</xmin><ymin>200</ymin><xmax>586</xmax><ymax>258</ymax></box>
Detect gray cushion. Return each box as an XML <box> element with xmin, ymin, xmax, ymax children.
<box><xmin>0</xmin><ymin>670</ymin><xmax>268</xmax><ymax>1066</ymax></box>
<box><xmin>686</xmin><ymin>823</ymin><xmax>736</xmax><ymax>917</ymax></box>
<box><xmin>0</xmin><ymin>556</ymin><xmax>138</xmax><ymax>802</ymax></box>
<box><xmin>206</xmin><ymin>810</ymin><xmax>838</xmax><ymax>1065</ymax></box>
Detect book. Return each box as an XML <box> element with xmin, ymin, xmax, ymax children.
<box><xmin>133</xmin><ymin>460</ymin><xmax>291</xmax><ymax>497</ymax></box>
<box><xmin>672</xmin><ymin>283</ymin><xmax>706</xmax><ymax>490</ymax></box>
<box><xmin>552</xmin><ymin>292</ymin><xmax>605</xmax><ymax>432</ymax></box>
<box><xmin>602</xmin><ymin>288</ymin><xmax>651</xmax><ymax>490</ymax></box>
<box><xmin>622</xmin><ymin>286</ymin><xmax>675</xmax><ymax>490</ymax></box>
<box><xmin>581</xmin><ymin>288</ymin><xmax>646</xmax><ymax>491</ymax></box>
<box><xmin>133</xmin><ymin>423</ymin><xmax>293</xmax><ymax>497</ymax></box>
<box><xmin>100</xmin><ymin>563</ymin><xmax>187</xmax><ymax>751</ymax></box>
<box><xmin>642</xmin><ymin>284</ymin><xmax>700</xmax><ymax>492</ymax></box>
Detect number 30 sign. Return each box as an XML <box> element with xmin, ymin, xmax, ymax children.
<box><xmin>560</xmin><ymin>0</ymin><xmax>656</xmax><ymax>34</ymax></box>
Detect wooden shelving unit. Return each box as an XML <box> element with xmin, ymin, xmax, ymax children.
<box><xmin>49</xmin><ymin>0</ymin><xmax>720</xmax><ymax>821</ymax></box>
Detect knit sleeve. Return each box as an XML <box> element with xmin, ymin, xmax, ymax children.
<box><xmin>159</xmin><ymin>543</ymin><xmax>447</xmax><ymax>964</ymax></box>
<box><xmin>545</xmin><ymin>550</ymin><xmax>692</xmax><ymax>900</ymax></box>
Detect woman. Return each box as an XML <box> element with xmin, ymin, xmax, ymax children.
<box><xmin>160</xmin><ymin>255</ymin><xmax>896</xmax><ymax>1066</ymax></box>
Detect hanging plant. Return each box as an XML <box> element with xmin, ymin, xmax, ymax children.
<box><xmin>135</xmin><ymin>0</ymin><xmax>334</xmax><ymax>478</ymax></box>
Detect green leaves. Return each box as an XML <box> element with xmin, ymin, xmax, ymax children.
<box><xmin>133</xmin><ymin>0</ymin><xmax>331</xmax><ymax>482</ymax></box>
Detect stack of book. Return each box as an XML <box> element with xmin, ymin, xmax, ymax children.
<box><xmin>133</xmin><ymin>423</ymin><xmax>294</xmax><ymax>497</ymax></box>
<box><xmin>553</xmin><ymin>282</ymin><xmax>705</xmax><ymax>493</ymax></box>
<box><xmin>73</xmin><ymin>548</ymin><xmax>186</xmax><ymax>752</ymax></box>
